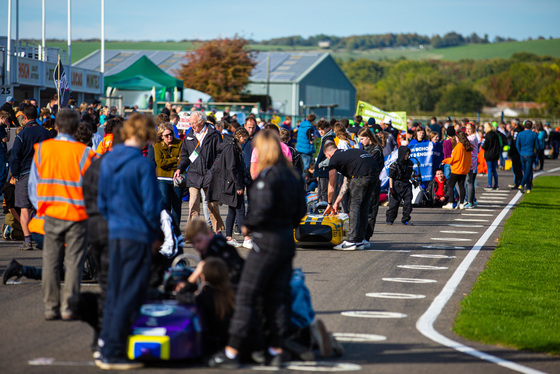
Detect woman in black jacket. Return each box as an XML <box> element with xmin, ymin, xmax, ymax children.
<box><xmin>209</xmin><ymin>130</ymin><xmax>307</xmax><ymax>369</ymax></box>
<box><xmin>481</xmin><ymin>122</ymin><xmax>500</xmax><ymax>189</ymax></box>
<box><xmin>358</xmin><ymin>128</ymin><xmax>383</xmax><ymax>245</ymax></box>
<box><xmin>208</xmin><ymin>127</ymin><xmax>251</xmax><ymax>248</ymax></box>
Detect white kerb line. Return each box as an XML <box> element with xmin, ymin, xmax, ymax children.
<box><xmin>417</xmin><ymin>189</ymin><xmax>546</xmax><ymax>374</ymax></box>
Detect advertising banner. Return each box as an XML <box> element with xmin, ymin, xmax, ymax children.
<box><xmin>355</xmin><ymin>101</ymin><xmax>407</xmax><ymax>131</ymax></box>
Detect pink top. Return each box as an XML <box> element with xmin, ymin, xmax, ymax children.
<box><xmin>251</xmin><ymin>142</ymin><xmax>293</xmax><ymax>163</ymax></box>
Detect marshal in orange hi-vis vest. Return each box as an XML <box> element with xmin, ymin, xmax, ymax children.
<box><xmin>96</xmin><ymin>133</ymin><xmax>113</xmax><ymax>155</ymax></box>
<box><xmin>33</xmin><ymin>139</ymin><xmax>97</xmax><ymax>222</ymax></box>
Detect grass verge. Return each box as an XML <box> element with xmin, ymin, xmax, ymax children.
<box><xmin>454</xmin><ymin>176</ymin><xmax>560</xmax><ymax>355</ymax></box>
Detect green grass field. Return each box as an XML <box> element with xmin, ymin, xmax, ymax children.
<box><xmin>47</xmin><ymin>38</ymin><xmax>560</xmax><ymax>64</ymax></box>
<box><xmin>454</xmin><ymin>176</ymin><xmax>560</xmax><ymax>355</ymax></box>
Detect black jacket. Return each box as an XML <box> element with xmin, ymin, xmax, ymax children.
<box><xmin>363</xmin><ymin>143</ymin><xmax>384</xmax><ymax>171</ymax></box>
<box><xmin>426</xmin><ymin>177</ymin><xmax>448</xmax><ymax>202</ymax></box>
<box><xmin>0</xmin><ymin>102</ymin><xmax>18</xmax><ymax>127</ymax></box>
<box><xmin>245</xmin><ymin>162</ymin><xmax>307</xmax><ymax>231</ymax></box>
<box><xmin>482</xmin><ymin>131</ymin><xmax>500</xmax><ymax>162</ymax></box>
<box><xmin>9</xmin><ymin>121</ymin><xmax>53</xmax><ymax>178</ymax></box>
<box><xmin>83</xmin><ymin>157</ymin><xmax>109</xmax><ymax>245</ymax></box>
<box><xmin>389</xmin><ymin>146</ymin><xmax>413</xmax><ymax>182</ymax></box>
<box><xmin>207</xmin><ymin>138</ymin><xmax>246</xmax><ymax>207</ymax></box>
<box><xmin>203</xmin><ymin>235</ymin><xmax>244</xmax><ymax>286</ymax></box>
<box><xmin>177</xmin><ymin>126</ymin><xmax>222</xmax><ymax>189</ymax></box>
<box><xmin>314</xmin><ymin>130</ymin><xmax>335</xmax><ymax>178</ymax></box>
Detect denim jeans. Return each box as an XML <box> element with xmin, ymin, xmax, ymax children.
<box><xmin>520</xmin><ymin>155</ymin><xmax>535</xmax><ymax>190</ymax></box>
<box><xmin>486</xmin><ymin>161</ymin><xmax>498</xmax><ymax>188</ymax></box>
<box><xmin>157</xmin><ymin>180</ymin><xmax>182</xmax><ymax>224</ymax></box>
<box><xmin>300</xmin><ymin>154</ymin><xmax>313</xmax><ymax>178</ymax></box>
<box><xmin>466</xmin><ymin>170</ymin><xmax>477</xmax><ymax>204</ymax></box>
<box><xmin>347</xmin><ymin>176</ymin><xmax>376</xmax><ymax>243</ymax></box>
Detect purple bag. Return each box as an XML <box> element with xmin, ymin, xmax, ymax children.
<box><xmin>128</xmin><ymin>301</ymin><xmax>202</xmax><ymax>360</ymax></box>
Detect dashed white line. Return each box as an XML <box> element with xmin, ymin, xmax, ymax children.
<box><xmin>467</xmin><ymin>209</ymin><xmax>495</xmax><ymax>212</ymax></box>
<box><xmin>333</xmin><ymin>333</ymin><xmax>387</xmax><ymax>342</ymax></box>
<box><xmin>422</xmin><ymin>245</ymin><xmax>466</xmax><ymax>249</ymax></box>
<box><xmin>397</xmin><ymin>264</ymin><xmax>449</xmax><ymax>270</ymax></box>
<box><xmin>448</xmin><ymin>224</ymin><xmax>484</xmax><ymax>228</ymax></box>
<box><xmin>411</xmin><ymin>254</ymin><xmax>456</xmax><ymax>259</ymax></box>
<box><xmin>342</xmin><ymin>311</ymin><xmax>408</xmax><ymax>319</ymax></box>
<box><xmin>285</xmin><ymin>362</ymin><xmax>363</xmax><ymax>372</ymax></box>
<box><xmin>461</xmin><ymin>214</ymin><xmax>494</xmax><ymax>217</ymax></box>
<box><xmin>365</xmin><ymin>292</ymin><xmax>426</xmax><ymax>299</ymax></box>
<box><xmin>431</xmin><ymin>237</ymin><xmax>472</xmax><ymax>241</ymax></box>
<box><xmin>383</xmin><ymin>277</ymin><xmax>438</xmax><ymax>284</ymax></box>
<box><xmin>440</xmin><ymin>230</ymin><xmax>479</xmax><ymax>234</ymax></box>
<box><xmin>455</xmin><ymin>218</ymin><xmax>489</xmax><ymax>222</ymax></box>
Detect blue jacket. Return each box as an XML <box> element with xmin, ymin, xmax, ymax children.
<box><xmin>296</xmin><ymin>120</ymin><xmax>315</xmax><ymax>155</ymax></box>
<box><xmin>516</xmin><ymin>129</ymin><xmax>539</xmax><ymax>157</ymax></box>
<box><xmin>537</xmin><ymin>130</ymin><xmax>546</xmax><ymax>151</ymax></box>
<box><xmin>9</xmin><ymin>120</ymin><xmax>53</xmax><ymax>178</ymax></box>
<box><xmin>98</xmin><ymin>144</ymin><xmax>160</xmax><ymax>243</ymax></box>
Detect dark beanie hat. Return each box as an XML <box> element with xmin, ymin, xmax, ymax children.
<box><xmin>447</xmin><ymin>126</ymin><xmax>456</xmax><ymax>137</ymax></box>
<box><xmin>367</xmin><ymin>117</ymin><xmax>376</xmax><ymax>126</ymax></box>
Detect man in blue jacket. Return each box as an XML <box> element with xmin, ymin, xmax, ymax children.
<box><xmin>97</xmin><ymin>113</ymin><xmax>160</xmax><ymax>370</ymax></box>
<box><xmin>9</xmin><ymin>104</ymin><xmax>52</xmax><ymax>250</ymax></box>
<box><xmin>516</xmin><ymin>120</ymin><xmax>539</xmax><ymax>193</ymax></box>
<box><xmin>296</xmin><ymin>114</ymin><xmax>317</xmax><ymax>176</ymax></box>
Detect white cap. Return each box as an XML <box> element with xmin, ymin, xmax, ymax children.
<box><xmin>384</xmin><ymin>116</ymin><xmax>392</xmax><ymax>124</ymax></box>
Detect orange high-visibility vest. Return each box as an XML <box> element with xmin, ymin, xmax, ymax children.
<box><xmin>28</xmin><ymin>214</ymin><xmax>45</xmax><ymax>235</ymax></box>
<box><xmin>34</xmin><ymin>138</ymin><xmax>96</xmax><ymax>222</ymax></box>
<box><xmin>96</xmin><ymin>133</ymin><xmax>113</xmax><ymax>155</ymax></box>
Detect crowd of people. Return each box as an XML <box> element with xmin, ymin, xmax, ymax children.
<box><xmin>0</xmin><ymin>93</ymin><xmax>557</xmax><ymax>370</ymax></box>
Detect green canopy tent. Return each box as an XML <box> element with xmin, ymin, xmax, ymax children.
<box><xmin>104</xmin><ymin>55</ymin><xmax>183</xmax><ymax>100</ymax></box>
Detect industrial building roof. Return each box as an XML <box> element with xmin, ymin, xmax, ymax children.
<box><xmin>75</xmin><ymin>50</ymin><xmax>329</xmax><ymax>83</ymax></box>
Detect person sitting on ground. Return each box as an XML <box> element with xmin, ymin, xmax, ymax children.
<box><xmin>2</xmin><ymin>175</ymin><xmax>24</xmax><ymax>240</ymax></box>
<box><xmin>174</xmin><ymin>258</ymin><xmax>235</xmax><ymax>364</ymax></box>
<box><xmin>386</xmin><ymin>146</ymin><xmax>414</xmax><ymax>225</ymax></box>
<box><xmin>426</xmin><ymin>168</ymin><xmax>448</xmax><ymax>207</ymax></box>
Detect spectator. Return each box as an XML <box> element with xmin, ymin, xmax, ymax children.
<box><xmin>240</xmin><ymin>116</ymin><xmax>259</xmax><ymax>177</ymax></box>
<box><xmin>442</xmin><ymin>131</ymin><xmax>473</xmax><ymax>210</ymax></box>
<box><xmin>250</xmin><ymin>124</ymin><xmax>292</xmax><ymax>179</ymax></box>
<box><xmin>28</xmin><ymin>109</ymin><xmax>97</xmax><ymax>321</ymax></box>
<box><xmin>0</xmin><ymin>111</ymin><xmax>11</xmax><ymax>184</ymax></box>
<box><xmin>481</xmin><ymin>122</ymin><xmax>500</xmax><ymax>190</ymax></box>
<box><xmin>96</xmin><ymin>113</ymin><xmax>160</xmax><ymax>370</ymax></box>
<box><xmin>161</xmin><ymin>102</ymin><xmax>172</xmax><ymax>116</ymax></box>
<box><xmin>428</xmin><ymin>131</ymin><xmax>440</xmax><ymax>143</ymax></box>
<box><xmin>313</xmin><ymin>120</ymin><xmax>335</xmax><ymax>202</ymax></box>
<box><xmin>408</xmin><ymin>126</ymin><xmax>428</xmax><ymax>147</ymax></box>
<box><xmin>281</xmin><ymin>116</ymin><xmax>293</xmax><ymax>132</ymax></box>
<box><xmin>207</xmin><ymin>127</ymin><xmax>251</xmax><ymax>249</ymax></box>
<box><xmin>296</xmin><ymin>114</ymin><xmax>317</xmax><ymax>175</ymax></box>
<box><xmin>426</xmin><ymin>168</ymin><xmax>448</xmax><ymax>206</ymax></box>
<box><xmin>516</xmin><ymin>120</ymin><xmax>539</xmax><ymax>193</ymax></box>
<box><xmin>429</xmin><ymin>116</ymin><xmax>442</xmax><ymax>138</ymax></box>
<box><xmin>169</xmin><ymin>112</ymin><xmax>180</xmax><ymax>138</ymax></box>
<box><xmin>381</xmin><ymin>116</ymin><xmax>399</xmax><ymax>139</ymax></box>
<box><xmin>209</xmin><ymin>130</ymin><xmax>306</xmax><ymax>369</ymax></box>
<box><xmin>535</xmin><ymin>122</ymin><xmax>546</xmax><ymax>171</ymax></box>
<box><xmin>0</xmin><ymin>96</ymin><xmax>18</xmax><ymax>127</ymax></box>
<box><xmin>464</xmin><ymin>123</ymin><xmax>479</xmax><ymax>208</ymax></box>
<box><xmin>9</xmin><ymin>104</ymin><xmax>52</xmax><ymax>250</ymax></box>
<box><xmin>2</xmin><ymin>175</ymin><xmax>23</xmax><ymax>240</ymax></box>
<box><xmin>175</xmin><ymin>111</ymin><xmax>224</xmax><ymax>233</ymax></box>
<box><xmin>154</xmin><ymin>123</ymin><xmax>183</xmax><ymax>224</ymax></box>
<box><xmin>334</xmin><ymin>123</ymin><xmax>356</xmax><ymax>150</ymax></box>
<box><xmin>280</xmin><ymin>128</ymin><xmax>303</xmax><ymax>175</ymax></box>
<box><xmin>442</xmin><ymin>127</ymin><xmax>456</xmax><ymax>180</ymax></box>
<box><xmin>508</xmin><ymin>118</ymin><xmax>524</xmax><ymax>189</ymax></box>
<box><xmin>96</xmin><ymin>118</ymin><xmax>121</xmax><ymax>155</ymax></box>
<box><xmin>377</xmin><ymin>130</ymin><xmax>397</xmax><ymax>157</ymax></box>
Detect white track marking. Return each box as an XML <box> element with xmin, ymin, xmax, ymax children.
<box><xmin>285</xmin><ymin>362</ymin><xmax>362</xmax><ymax>372</ymax></box>
<box><xmin>477</xmin><ymin>204</ymin><xmax>501</xmax><ymax>207</ymax></box>
<box><xmin>411</xmin><ymin>254</ymin><xmax>456</xmax><ymax>259</ymax></box>
<box><xmin>431</xmin><ymin>237</ymin><xmax>472</xmax><ymax>241</ymax></box>
<box><xmin>365</xmin><ymin>292</ymin><xmax>426</xmax><ymax>299</ymax></box>
<box><xmin>383</xmin><ymin>277</ymin><xmax>437</xmax><ymax>284</ymax></box>
<box><xmin>342</xmin><ymin>311</ymin><xmax>407</xmax><ymax>319</ymax></box>
<box><xmin>480</xmin><ymin>194</ymin><xmax>507</xmax><ymax>198</ymax></box>
<box><xmin>397</xmin><ymin>265</ymin><xmax>449</xmax><ymax>270</ymax></box>
<box><xmin>422</xmin><ymin>245</ymin><xmax>466</xmax><ymax>249</ymax></box>
<box><xmin>448</xmin><ymin>224</ymin><xmax>484</xmax><ymax>228</ymax></box>
<box><xmin>361</xmin><ymin>249</ymin><xmax>410</xmax><ymax>253</ymax></box>
<box><xmin>440</xmin><ymin>230</ymin><xmax>479</xmax><ymax>234</ymax></box>
<box><xmin>416</xmin><ymin>170</ymin><xmax>555</xmax><ymax>374</ymax></box>
<box><xmin>455</xmin><ymin>218</ymin><xmax>489</xmax><ymax>222</ymax></box>
<box><xmin>28</xmin><ymin>358</ymin><xmax>95</xmax><ymax>366</ymax></box>
<box><xmin>468</xmin><ymin>209</ymin><xmax>495</xmax><ymax>212</ymax></box>
<box><xmin>461</xmin><ymin>214</ymin><xmax>494</xmax><ymax>217</ymax></box>
<box><xmin>333</xmin><ymin>333</ymin><xmax>387</xmax><ymax>342</ymax></box>
<box><xmin>476</xmin><ymin>200</ymin><xmax>506</xmax><ymax>203</ymax></box>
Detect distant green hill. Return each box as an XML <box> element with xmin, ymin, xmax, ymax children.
<box><xmin>47</xmin><ymin>38</ymin><xmax>560</xmax><ymax>65</ymax></box>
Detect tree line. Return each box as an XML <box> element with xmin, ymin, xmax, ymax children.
<box><xmin>257</xmin><ymin>32</ymin><xmax>525</xmax><ymax>50</ymax></box>
<box><xmin>338</xmin><ymin>52</ymin><xmax>560</xmax><ymax>116</ymax></box>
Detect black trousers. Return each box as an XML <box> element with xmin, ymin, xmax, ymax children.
<box><xmin>317</xmin><ymin>177</ymin><xmax>329</xmax><ymax>202</ymax></box>
<box><xmin>447</xmin><ymin>173</ymin><xmax>466</xmax><ymax>204</ymax></box>
<box><xmin>365</xmin><ymin>181</ymin><xmax>381</xmax><ymax>241</ymax></box>
<box><xmin>386</xmin><ymin>181</ymin><xmax>413</xmax><ymax>224</ymax></box>
<box><xmin>228</xmin><ymin>228</ymin><xmax>294</xmax><ymax>350</ymax></box>
<box><xmin>346</xmin><ymin>176</ymin><xmax>376</xmax><ymax>242</ymax></box>
<box><xmin>537</xmin><ymin>149</ymin><xmax>545</xmax><ymax>170</ymax></box>
<box><xmin>511</xmin><ymin>153</ymin><xmax>523</xmax><ymax>187</ymax></box>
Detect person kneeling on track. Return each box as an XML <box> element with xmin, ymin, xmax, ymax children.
<box><xmin>321</xmin><ymin>141</ymin><xmax>380</xmax><ymax>250</ymax></box>
<box><xmin>386</xmin><ymin>146</ymin><xmax>414</xmax><ymax>225</ymax></box>
<box><xmin>426</xmin><ymin>168</ymin><xmax>448</xmax><ymax>207</ymax></box>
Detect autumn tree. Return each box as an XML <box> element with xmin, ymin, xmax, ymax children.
<box><xmin>176</xmin><ymin>37</ymin><xmax>256</xmax><ymax>102</ymax></box>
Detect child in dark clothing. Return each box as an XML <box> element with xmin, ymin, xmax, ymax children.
<box><xmin>386</xmin><ymin>146</ymin><xmax>414</xmax><ymax>225</ymax></box>
<box><xmin>2</xmin><ymin>175</ymin><xmax>24</xmax><ymax>240</ymax></box>
<box><xmin>305</xmin><ymin>163</ymin><xmax>318</xmax><ymax>192</ymax></box>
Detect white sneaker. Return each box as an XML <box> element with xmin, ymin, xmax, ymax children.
<box><xmin>226</xmin><ymin>238</ymin><xmax>240</xmax><ymax>247</ymax></box>
<box><xmin>334</xmin><ymin>241</ymin><xmax>349</xmax><ymax>250</ymax></box>
<box><xmin>361</xmin><ymin>240</ymin><xmax>371</xmax><ymax>249</ymax></box>
<box><xmin>442</xmin><ymin>203</ymin><xmax>455</xmax><ymax>210</ymax></box>
<box><xmin>335</xmin><ymin>241</ymin><xmax>363</xmax><ymax>251</ymax></box>
<box><xmin>459</xmin><ymin>203</ymin><xmax>465</xmax><ymax>210</ymax></box>
<box><xmin>242</xmin><ymin>239</ymin><xmax>253</xmax><ymax>249</ymax></box>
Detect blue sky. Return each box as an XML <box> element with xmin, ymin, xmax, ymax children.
<box><xmin>1</xmin><ymin>0</ymin><xmax>559</xmax><ymax>41</ymax></box>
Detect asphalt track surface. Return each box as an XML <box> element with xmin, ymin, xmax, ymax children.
<box><xmin>1</xmin><ymin>160</ymin><xmax>559</xmax><ymax>374</ymax></box>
